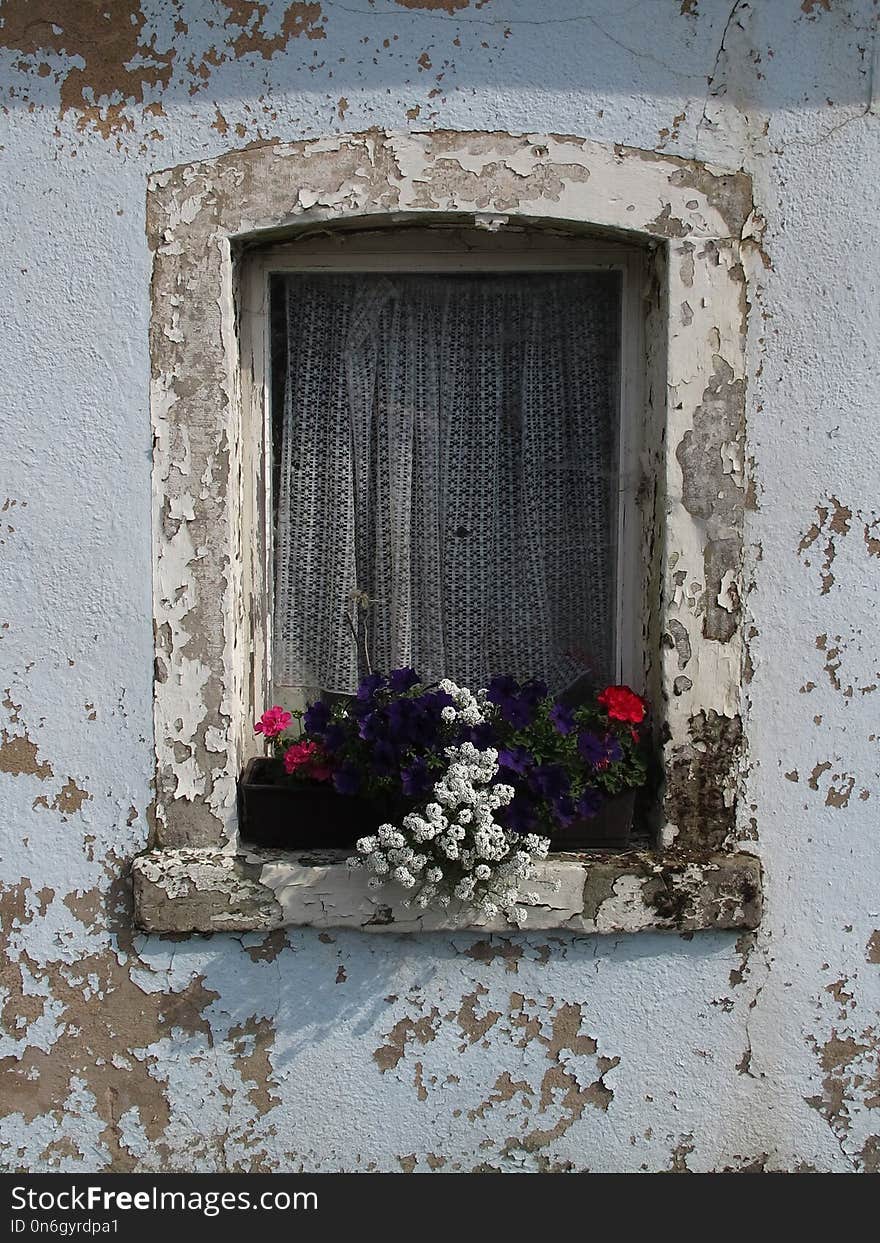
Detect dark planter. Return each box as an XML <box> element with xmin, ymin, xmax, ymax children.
<box><xmin>240</xmin><ymin>758</ymin><xmax>636</xmax><ymax>852</ymax></box>
<box><xmin>548</xmin><ymin>788</ymin><xmax>636</xmax><ymax>850</ymax></box>
<box><xmin>238</xmin><ymin>757</ymin><xmax>400</xmax><ymax>849</ymax></box>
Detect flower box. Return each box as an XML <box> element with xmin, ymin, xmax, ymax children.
<box><xmin>239</xmin><ymin>757</ymin><xmax>635</xmax><ymax>852</ymax></box>
<box><xmin>547</xmin><ymin>788</ymin><xmax>635</xmax><ymax>850</ymax></box>
<box><xmin>248</xmin><ymin>671</ymin><xmax>649</xmax><ymax>919</ymax></box>
<box><xmin>238</xmin><ymin>757</ymin><xmax>400</xmax><ymax>849</ymax></box>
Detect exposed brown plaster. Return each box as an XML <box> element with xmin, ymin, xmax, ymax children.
<box><xmin>62</xmin><ymin>887</ymin><xmax>104</xmax><ymax>929</ymax></box>
<box><xmin>0</xmin><ymin>875</ymin><xmax>223</xmax><ymax>1170</ymax></box>
<box><xmin>669</xmin><ymin>1135</ymin><xmax>695</xmax><ymax>1172</ymax></box>
<box><xmin>243</xmin><ymin>928</ymin><xmax>290</xmax><ymax>963</ymax></box>
<box><xmin>468</xmin><ymin>1071</ymin><xmax>533</xmax><ymax>1122</ymax></box>
<box><xmin>866</xmin><ymin>931</ymin><xmax>880</xmax><ymax>965</ymax></box>
<box><xmin>663</xmin><ymin>618</ymin><xmax>692</xmax><ymax>669</ymax></box>
<box><xmin>220</xmin><ymin>2</ymin><xmax>326</xmax><ymax>58</ymax></box>
<box><xmin>0</xmin><ymin>730</ymin><xmax>53</xmax><ymax>779</ymax></box>
<box><xmin>373</xmin><ymin>1009</ymin><xmax>440</xmax><ymax>1072</ymax></box>
<box><xmin>463</xmin><ymin>938</ymin><xmax>523</xmax><ymax>972</ymax></box>
<box><xmin>228</xmin><ymin>1016</ymin><xmax>280</xmax><ymax>1116</ymax></box>
<box><xmin>797</xmin><ymin>496</ymin><xmax>852</xmax><ymax>594</ymax></box>
<box><xmin>646</xmin><ymin>203</ymin><xmax>690</xmax><ymax>238</ymax></box>
<box><xmin>0</xmin><ymin>1</ymin><xmax>175</xmax><ymax>137</ymax></box>
<box><xmin>808</xmin><ymin>761</ymin><xmax>832</xmax><ymax>790</ymax></box>
<box><xmin>53</xmin><ymin>777</ymin><xmax>91</xmax><ymax>816</ymax></box>
<box><xmin>456</xmin><ymin>986</ymin><xmax>501</xmax><ymax>1046</ymax></box>
<box><xmin>393</xmin><ymin>0</ymin><xmax>477</xmax><ymax>11</ymax></box>
<box><xmin>825</xmin><ymin>774</ymin><xmax>855</xmax><ymax>809</ymax></box>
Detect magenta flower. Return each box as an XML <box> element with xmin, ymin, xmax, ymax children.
<box><xmin>254</xmin><ymin>705</ymin><xmax>292</xmax><ymax>738</ymax></box>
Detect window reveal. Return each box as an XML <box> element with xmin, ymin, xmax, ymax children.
<box><xmin>271</xmin><ymin>270</ymin><xmax>622</xmax><ymax>697</ymax></box>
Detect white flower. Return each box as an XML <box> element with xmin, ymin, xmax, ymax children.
<box><xmin>441</xmin><ymin>705</ymin><xmax>457</xmax><ymax>723</ymax></box>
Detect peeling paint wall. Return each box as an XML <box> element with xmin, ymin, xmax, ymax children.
<box><xmin>1</xmin><ymin>0</ymin><xmax>878</xmax><ymax>1172</ymax></box>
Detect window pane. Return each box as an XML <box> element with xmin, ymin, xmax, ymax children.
<box><xmin>272</xmin><ymin>269</ymin><xmax>621</xmax><ymax>696</ymax></box>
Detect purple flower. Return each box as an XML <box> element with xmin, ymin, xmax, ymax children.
<box><xmin>497</xmin><ymin>795</ymin><xmax>538</xmax><ymax>834</ymax></box>
<box><xmin>358</xmin><ymin>711</ymin><xmax>384</xmax><ymax>742</ymax></box>
<box><xmin>468</xmin><ymin>721</ymin><xmax>497</xmax><ymax>748</ymax></box>
<box><xmin>553</xmin><ymin>794</ymin><xmax>578</xmax><ymax>827</ymax></box>
<box><xmin>303</xmin><ymin>700</ymin><xmax>332</xmax><ymax>733</ymax></box>
<box><xmin>529</xmin><ymin>763</ymin><xmax>569</xmax><ymax>800</ymax></box>
<box><xmin>577</xmin><ymin>731</ymin><xmax>623</xmax><ymax>768</ymax></box>
<box><xmin>388</xmin><ymin>667</ymin><xmax>420</xmax><ymax>693</ymax></box>
<box><xmin>356</xmin><ymin>672</ymin><xmax>385</xmax><ymax>701</ymax></box>
<box><xmin>333</xmin><ymin>765</ymin><xmax>362</xmax><ymax>796</ymax></box>
<box><xmin>401</xmin><ymin>757</ymin><xmax>432</xmax><ymax>798</ymax></box>
<box><xmin>549</xmin><ymin>702</ymin><xmax>575</xmax><ymax>735</ymax></box>
<box><xmin>322</xmin><ymin>723</ymin><xmax>347</xmax><ymax>752</ymax></box>
<box><xmin>498</xmin><ymin>746</ymin><xmax>534</xmax><ymax>776</ymax></box>
<box><xmin>371</xmin><ymin>740</ymin><xmax>399</xmax><ymax>776</ymax></box>
<box><xmin>520</xmin><ymin>678</ymin><xmax>549</xmax><ymax>707</ymax></box>
<box><xmin>486</xmin><ymin>674</ymin><xmax>520</xmax><ymax>704</ymax></box>
<box><xmin>576</xmin><ymin>788</ymin><xmax>603</xmax><ymax>819</ymax></box>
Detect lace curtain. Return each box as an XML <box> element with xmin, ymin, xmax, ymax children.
<box><xmin>273</xmin><ymin>270</ymin><xmax>621</xmax><ymax>695</ymax></box>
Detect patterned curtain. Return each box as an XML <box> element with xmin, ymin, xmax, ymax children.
<box><xmin>273</xmin><ymin>270</ymin><xmax>621</xmax><ymax>694</ymax></box>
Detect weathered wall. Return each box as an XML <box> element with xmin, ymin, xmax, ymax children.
<box><xmin>0</xmin><ymin>0</ymin><xmax>878</xmax><ymax>1172</ymax></box>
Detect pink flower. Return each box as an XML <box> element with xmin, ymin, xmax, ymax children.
<box><xmin>283</xmin><ymin>740</ymin><xmax>333</xmax><ymax>782</ymax></box>
<box><xmin>255</xmin><ymin>706</ymin><xmax>292</xmax><ymax>738</ymax></box>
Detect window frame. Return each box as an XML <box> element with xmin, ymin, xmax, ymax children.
<box><xmin>139</xmin><ymin>131</ymin><xmax>760</xmax><ymax>938</ymax></box>
<box><xmin>239</xmin><ymin>228</ymin><xmax>650</xmax><ymax>718</ymax></box>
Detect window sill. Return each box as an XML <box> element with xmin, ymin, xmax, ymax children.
<box><xmin>131</xmin><ymin>845</ymin><xmax>762</xmax><ymax>936</ymax></box>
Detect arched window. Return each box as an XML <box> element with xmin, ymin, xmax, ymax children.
<box><xmin>138</xmin><ymin>132</ymin><xmax>760</xmax><ymax>937</ymax></box>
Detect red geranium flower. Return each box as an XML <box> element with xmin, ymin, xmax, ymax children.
<box><xmin>283</xmin><ymin>739</ymin><xmax>333</xmax><ymax>782</ymax></box>
<box><xmin>597</xmin><ymin>685</ymin><xmax>646</xmax><ymax>725</ymax></box>
<box><xmin>255</xmin><ymin>705</ymin><xmax>292</xmax><ymax>738</ymax></box>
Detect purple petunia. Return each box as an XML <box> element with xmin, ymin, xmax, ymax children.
<box><xmin>333</xmin><ymin>764</ymin><xmax>362</xmax><ymax>796</ymax></box>
<box><xmin>322</xmin><ymin>723</ymin><xmax>347</xmax><ymax>752</ymax></box>
<box><xmin>358</xmin><ymin>711</ymin><xmax>384</xmax><ymax>742</ymax></box>
<box><xmin>303</xmin><ymin>699</ymin><xmax>331</xmax><ymax>733</ymax></box>
<box><xmin>552</xmin><ymin>794</ymin><xmax>578</xmax><ymax>827</ymax></box>
<box><xmin>487</xmin><ymin>673</ymin><xmax>548</xmax><ymax>730</ymax></box>
<box><xmin>370</xmin><ymin>740</ymin><xmax>399</xmax><ymax>776</ymax></box>
<box><xmin>529</xmin><ymin>763</ymin><xmax>569</xmax><ymax>801</ymax></box>
<box><xmin>356</xmin><ymin>672</ymin><xmax>386</xmax><ymax>701</ymax></box>
<box><xmin>575</xmin><ymin>788</ymin><xmax>604</xmax><ymax>819</ymax></box>
<box><xmin>486</xmin><ymin>674</ymin><xmax>519</xmax><ymax>703</ymax></box>
<box><xmin>497</xmin><ymin>795</ymin><xmax>538</xmax><ymax>834</ymax></box>
<box><xmin>401</xmin><ymin>757</ymin><xmax>432</xmax><ymax>798</ymax></box>
<box><xmin>388</xmin><ymin>667</ymin><xmax>420</xmax><ymax>693</ymax></box>
<box><xmin>549</xmin><ymin>702</ymin><xmax>575</xmax><ymax>735</ymax></box>
<box><xmin>497</xmin><ymin>745</ymin><xmax>534</xmax><ymax>775</ymax></box>
<box><xmin>577</xmin><ymin>730</ymin><xmax>623</xmax><ymax>768</ymax></box>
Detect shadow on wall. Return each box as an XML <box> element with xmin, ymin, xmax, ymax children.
<box><xmin>137</xmin><ymin>923</ymin><xmax>739</xmax><ymax>1073</ymax></box>
<box><xmin>0</xmin><ymin>0</ymin><xmax>873</xmax><ymax>139</ymax></box>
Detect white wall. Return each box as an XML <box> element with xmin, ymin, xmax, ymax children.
<box><xmin>0</xmin><ymin>0</ymin><xmax>877</xmax><ymax>1171</ymax></box>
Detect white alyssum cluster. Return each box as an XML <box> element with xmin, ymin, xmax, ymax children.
<box><xmin>348</xmin><ymin>679</ymin><xmax>550</xmax><ymax>923</ymax></box>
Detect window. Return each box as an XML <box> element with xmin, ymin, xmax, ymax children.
<box><xmin>137</xmin><ymin>132</ymin><xmax>761</xmax><ymax>934</ymax></box>
<box><xmin>245</xmin><ymin>228</ymin><xmax>647</xmax><ymax>717</ymax></box>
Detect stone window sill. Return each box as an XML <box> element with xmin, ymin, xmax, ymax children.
<box><xmin>131</xmin><ymin>846</ymin><xmax>762</xmax><ymax>936</ymax></box>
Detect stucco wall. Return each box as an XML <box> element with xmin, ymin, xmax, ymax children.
<box><xmin>0</xmin><ymin>0</ymin><xmax>877</xmax><ymax>1172</ymax></box>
